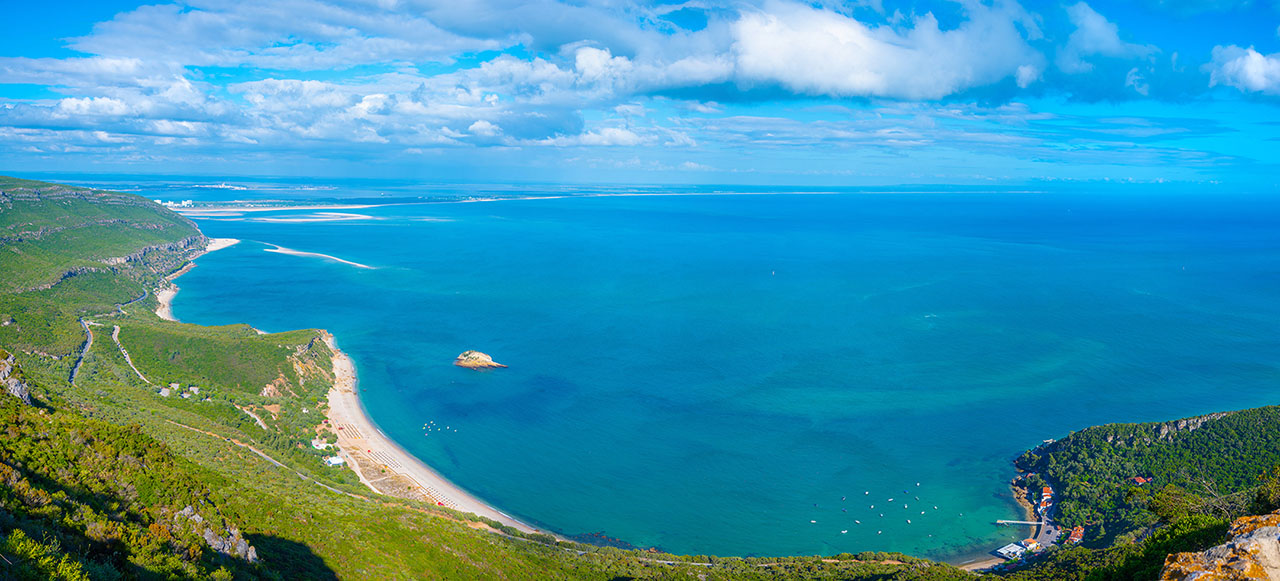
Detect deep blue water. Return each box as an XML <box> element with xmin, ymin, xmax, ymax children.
<box><xmin>161</xmin><ymin>189</ymin><xmax>1280</xmax><ymax>561</ymax></box>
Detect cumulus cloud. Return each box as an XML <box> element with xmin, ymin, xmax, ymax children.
<box><xmin>70</xmin><ymin>0</ymin><xmax>502</xmax><ymax>70</ymax></box>
<box><xmin>468</xmin><ymin>120</ymin><xmax>502</xmax><ymax>136</ymax></box>
<box><xmin>1208</xmin><ymin>46</ymin><xmax>1280</xmax><ymax>94</ymax></box>
<box><xmin>730</xmin><ymin>0</ymin><xmax>1043</xmax><ymax>99</ymax></box>
<box><xmin>1056</xmin><ymin>2</ymin><xmax>1155</xmax><ymax>74</ymax></box>
<box><xmin>539</xmin><ymin>127</ymin><xmax>651</xmax><ymax>146</ymax></box>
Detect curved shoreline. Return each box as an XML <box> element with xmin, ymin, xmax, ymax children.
<box><xmin>156</xmin><ymin>237</ymin><xmax>240</xmax><ymax>322</ymax></box>
<box><xmin>161</xmin><ymin>241</ymin><xmax>540</xmax><ymax>535</ymax></box>
<box><xmin>320</xmin><ymin>334</ymin><xmax>540</xmax><ymax>534</ymax></box>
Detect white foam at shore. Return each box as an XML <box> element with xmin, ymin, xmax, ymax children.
<box><xmin>264</xmin><ymin>243</ymin><xmax>374</xmax><ymax>269</ymax></box>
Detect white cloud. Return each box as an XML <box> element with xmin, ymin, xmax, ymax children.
<box><xmin>1207</xmin><ymin>46</ymin><xmax>1280</xmax><ymax>94</ymax></box>
<box><xmin>55</xmin><ymin>97</ymin><xmax>129</xmax><ymax>117</ymax></box>
<box><xmin>730</xmin><ymin>0</ymin><xmax>1043</xmax><ymax>100</ymax></box>
<box><xmin>1056</xmin><ymin>2</ymin><xmax>1155</xmax><ymax>74</ymax></box>
<box><xmin>539</xmin><ymin>127</ymin><xmax>651</xmax><ymax>146</ymax></box>
<box><xmin>468</xmin><ymin>120</ymin><xmax>502</xmax><ymax>136</ymax></box>
<box><xmin>1016</xmin><ymin>64</ymin><xmax>1041</xmax><ymax>88</ymax></box>
<box><xmin>1125</xmin><ymin>67</ymin><xmax>1150</xmax><ymax>96</ymax></box>
<box><xmin>70</xmin><ymin>1</ymin><xmax>502</xmax><ymax>70</ymax></box>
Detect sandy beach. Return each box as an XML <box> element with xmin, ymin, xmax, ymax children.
<box><xmin>155</xmin><ymin>238</ymin><xmax>240</xmax><ymax>322</ymax></box>
<box><xmin>321</xmin><ymin>333</ymin><xmax>539</xmax><ymax>534</ymax></box>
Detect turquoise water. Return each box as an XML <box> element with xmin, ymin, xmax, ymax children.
<box><xmin>167</xmin><ymin>190</ymin><xmax>1280</xmax><ymax>561</ymax></box>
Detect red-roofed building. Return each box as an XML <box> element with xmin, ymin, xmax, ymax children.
<box><xmin>1042</xmin><ymin>486</ymin><xmax>1053</xmax><ymax>497</ymax></box>
<box><xmin>1129</xmin><ymin>477</ymin><xmax>1150</xmax><ymax>485</ymax></box>
<box><xmin>1066</xmin><ymin>526</ymin><xmax>1084</xmax><ymax>544</ymax></box>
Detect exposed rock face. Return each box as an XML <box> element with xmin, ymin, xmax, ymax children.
<box><xmin>1161</xmin><ymin>511</ymin><xmax>1280</xmax><ymax>580</ymax></box>
<box><xmin>454</xmin><ymin>350</ymin><xmax>507</xmax><ymax>369</ymax></box>
<box><xmin>0</xmin><ymin>352</ymin><xmax>31</xmax><ymax>405</ymax></box>
<box><xmin>176</xmin><ymin>505</ymin><xmax>259</xmax><ymax>562</ymax></box>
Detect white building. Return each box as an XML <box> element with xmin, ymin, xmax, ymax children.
<box><xmin>996</xmin><ymin>543</ymin><xmax>1026</xmax><ymax>560</ymax></box>
<box><xmin>325</xmin><ymin>456</ymin><xmax>346</xmax><ymax>466</ymax></box>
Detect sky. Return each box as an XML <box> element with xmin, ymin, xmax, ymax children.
<box><xmin>1</xmin><ymin>0</ymin><xmax>1278</xmax><ymax>187</ymax></box>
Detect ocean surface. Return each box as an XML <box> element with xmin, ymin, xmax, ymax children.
<box><xmin>103</xmin><ymin>179</ymin><xmax>1280</xmax><ymax>561</ymax></box>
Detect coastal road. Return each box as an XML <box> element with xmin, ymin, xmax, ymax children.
<box><xmin>69</xmin><ymin>318</ymin><xmax>94</xmax><ymax>384</ymax></box>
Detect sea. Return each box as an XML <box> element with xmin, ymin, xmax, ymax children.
<box><xmin>66</xmin><ymin>176</ymin><xmax>1280</xmax><ymax>562</ymax></box>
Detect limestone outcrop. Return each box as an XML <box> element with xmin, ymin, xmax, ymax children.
<box><xmin>0</xmin><ymin>351</ymin><xmax>31</xmax><ymax>405</ymax></box>
<box><xmin>1160</xmin><ymin>511</ymin><xmax>1280</xmax><ymax>580</ymax></box>
<box><xmin>454</xmin><ymin>350</ymin><xmax>507</xmax><ymax>369</ymax></box>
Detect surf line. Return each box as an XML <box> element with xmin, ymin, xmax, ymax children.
<box><xmin>261</xmin><ymin>242</ymin><xmax>375</xmax><ymax>269</ymax></box>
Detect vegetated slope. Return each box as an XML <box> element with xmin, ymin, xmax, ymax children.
<box><xmin>0</xmin><ymin>176</ymin><xmax>981</xmax><ymax>580</ymax></box>
<box><xmin>0</xmin><ymin>176</ymin><xmax>202</xmax><ymax>294</ymax></box>
<box><xmin>998</xmin><ymin>408</ymin><xmax>1280</xmax><ymax>580</ymax></box>
<box><xmin>0</xmin><ymin>380</ymin><xmax>264</xmax><ymax>580</ymax></box>
<box><xmin>1016</xmin><ymin>407</ymin><xmax>1280</xmax><ymax>544</ymax></box>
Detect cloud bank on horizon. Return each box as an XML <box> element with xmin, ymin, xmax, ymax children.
<box><xmin>0</xmin><ymin>0</ymin><xmax>1278</xmax><ymax>186</ymax></box>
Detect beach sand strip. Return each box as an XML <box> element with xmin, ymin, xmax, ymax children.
<box><xmin>321</xmin><ymin>333</ymin><xmax>540</xmax><ymax>534</ymax></box>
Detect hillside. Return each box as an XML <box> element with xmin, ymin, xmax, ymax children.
<box><xmin>0</xmin><ymin>176</ymin><xmax>979</xmax><ymax>579</ymax></box>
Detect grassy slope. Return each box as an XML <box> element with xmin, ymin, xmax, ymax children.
<box><xmin>0</xmin><ymin>176</ymin><xmax>975</xmax><ymax>580</ymax></box>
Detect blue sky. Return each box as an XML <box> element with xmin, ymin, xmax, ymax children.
<box><xmin>1</xmin><ymin>0</ymin><xmax>1278</xmax><ymax>187</ymax></box>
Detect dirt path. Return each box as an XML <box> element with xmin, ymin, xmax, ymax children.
<box><xmin>165</xmin><ymin>419</ymin><xmax>368</xmax><ymax>500</ymax></box>
<box><xmin>111</xmin><ymin>325</ymin><xmax>151</xmax><ymax>384</ymax></box>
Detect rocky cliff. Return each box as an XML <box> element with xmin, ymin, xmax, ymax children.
<box><xmin>1161</xmin><ymin>511</ymin><xmax>1280</xmax><ymax>580</ymax></box>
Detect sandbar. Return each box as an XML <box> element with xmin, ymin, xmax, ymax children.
<box><xmin>264</xmin><ymin>243</ymin><xmax>375</xmax><ymax>269</ymax></box>
<box><xmin>321</xmin><ymin>333</ymin><xmax>540</xmax><ymax>534</ymax></box>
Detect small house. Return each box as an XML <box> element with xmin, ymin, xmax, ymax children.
<box><xmin>324</xmin><ymin>456</ymin><xmax>345</xmax><ymax>466</ymax></box>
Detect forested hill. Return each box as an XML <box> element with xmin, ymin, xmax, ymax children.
<box><xmin>0</xmin><ymin>176</ymin><xmax>204</xmax><ymax>294</ymax></box>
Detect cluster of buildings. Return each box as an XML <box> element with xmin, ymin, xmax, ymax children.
<box><xmin>154</xmin><ymin>199</ymin><xmax>195</xmax><ymax>208</ymax></box>
<box><xmin>994</xmin><ymin>484</ymin><xmax>1086</xmax><ymax>562</ymax></box>
<box><xmin>996</xmin><ymin>538</ymin><xmax>1039</xmax><ymax>560</ymax></box>
<box><xmin>1037</xmin><ymin>486</ymin><xmax>1054</xmax><ymax>517</ymax></box>
<box><xmin>159</xmin><ymin>382</ymin><xmax>203</xmax><ymax>400</ymax></box>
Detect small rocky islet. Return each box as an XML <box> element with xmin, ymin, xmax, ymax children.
<box><xmin>453</xmin><ymin>350</ymin><xmax>507</xmax><ymax>369</ymax></box>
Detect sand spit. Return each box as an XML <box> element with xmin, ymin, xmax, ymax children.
<box><xmin>263</xmin><ymin>244</ymin><xmax>375</xmax><ymax>269</ymax></box>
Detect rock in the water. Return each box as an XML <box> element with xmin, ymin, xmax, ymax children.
<box><xmin>454</xmin><ymin>350</ymin><xmax>507</xmax><ymax>369</ymax></box>
<box><xmin>1161</xmin><ymin>511</ymin><xmax>1280</xmax><ymax>580</ymax></box>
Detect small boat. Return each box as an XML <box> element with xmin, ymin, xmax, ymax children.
<box><xmin>840</xmin><ymin>530</ymin><xmax>847</xmax><ymax>534</ymax></box>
